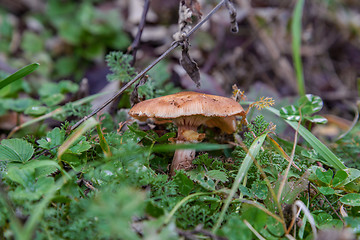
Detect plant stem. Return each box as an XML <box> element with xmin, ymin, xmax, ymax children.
<box><xmin>163</xmin><ymin>192</ymin><xmax>211</xmax><ymax>225</ymax></box>
<box><xmin>292</xmin><ymin>0</ymin><xmax>306</xmax><ymax>96</ymax></box>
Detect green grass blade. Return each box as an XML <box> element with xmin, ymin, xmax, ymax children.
<box><xmin>267</xmin><ymin>107</ymin><xmax>346</xmax><ymax>170</ymax></box>
<box><xmin>151</xmin><ymin>143</ymin><xmax>231</xmax><ymax>152</ymax></box>
<box><xmin>213</xmin><ymin>133</ymin><xmax>268</xmax><ymax>233</ymax></box>
<box><xmin>0</xmin><ymin>63</ymin><xmax>39</xmax><ymax>90</ymax></box>
<box><xmin>292</xmin><ymin>0</ymin><xmax>305</xmax><ymax>96</ymax></box>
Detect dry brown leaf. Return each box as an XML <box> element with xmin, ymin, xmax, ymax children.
<box><xmin>180</xmin><ymin>47</ymin><xmax>200</xmax><ymax>88</ymax></box>
<box><xmin>184</xmin><ymin>0</ymin><xmax>202</xmax><ymax>18</ymax></box>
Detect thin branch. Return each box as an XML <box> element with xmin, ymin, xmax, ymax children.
<box><xmin>71</xmin><ymin>0</ymin><xmax>227</xmax><ymax>130</ymax></box>
<box><xmin>310</xmin><ymin>183</ymin><xmax>345</xmax><ymax>225</ymax></box>
<box><xmin>110</xmin><ymin>0</ymin><xmax>151</xmax><ymax>114</ymax></box>
<box><xmin>243</xmin><ymin>220</ymin><xmax>266</xmax><ymax>240</ymax></box>
<box><xmin>129</xmin><ymin>0</ymin><xmax>150</xmax><ymax>66</ymax></box>
<box><xmin>277</xmin><ymin>117</ymin><xmax>301</xmax><ymax>202</ymax></box>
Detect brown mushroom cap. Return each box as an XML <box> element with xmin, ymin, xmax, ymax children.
<box><xmin>129</xmin><ymin>91</ymin><xmax>245</xmax><ymax>133</ymax></box>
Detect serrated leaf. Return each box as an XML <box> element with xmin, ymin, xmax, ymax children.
<box><xmin>156</xmin><ymin>132</ymin><xmax>176</xmax><ymax>143</ymax></box>
<box><xmin>316</xmin><ymin>168</ymin><xmax>333</xmax><ymax>185</ymax></box>
<box><xmin>174</xmin><ymin>171</ymin><xmax>194</xmax><ymax>195</ymax></box>
<box><xmin>205</xmin><ymin>170</ymin><xmax>228</xmax><ymax>183</ymax></box>
<box><xmin>0</xmin><ymin>139</ymin><xmax>34</xmax><ymax>163</ymax></box>
<box><xmin>69</xmin><ymin>136</ymin><xmax>91</xmax><ymax>154</ymax></box>
<box><xmin>58</xmin><ymin>117</ymin><xmax>97</xmax><ymax>159</ymax></box>
<box><xmin>318</xmin><ymin>186</ymin><xmax>335</xmax><ymax>195</ymax></box>
<box><xmin>187</xmin><ymin>172</ymin><xmax>215</xmax><ymax>191</ymax></box>
<box><xmin>20</xmin><ymin>159</ymin><xmax>61</xmax><ymax>177</ymax></box>
<box><xmin>37</xmin><ymin>127</ymin><xmax>65</xmax><ymax>153</ymax></box>
<box><xmin>7</xmin><ymin>166</ymin><xmax>35</xmax><ymax>189</ymax></box>
<box><xmin>340</xmin><ymin>193</ymin><xmax>360</xmax><ymax>206</ymax></box>
<box><xmin>251</xmin><ymin>182</ymin><xmax>268</xmax><ymax>200</ymax></box>
<box><xmin>238</xmin><ymin>185</ymin><xmax>253</xmax><ymax>198</ymax></box>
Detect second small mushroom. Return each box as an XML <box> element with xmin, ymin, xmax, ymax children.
<box><xmin>129</xmin><ymin>91</ymin><xmax>246</xmax><ymax>175</ymax></box>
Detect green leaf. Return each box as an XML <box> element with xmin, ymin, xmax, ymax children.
<box><xmin>21</xmin><ymin>31</ymin><xmax>44</xmax><ymax>54</ymax></box>
<box><xmin>280</xmin><ymin>105</ymin><xmax>300</xmax><ymax>121</ymax></box>
<box><xmin>145</xmin><ymin>201</ymin><xmax>165</xmax><ymax>218</ymax></box>
<box><xmin>251</xmin><ymin>182</ymin><xmax>268</xmax><ymax>200</ymax></box>
<box><xmin>315</xmin><ymin>212</ymin><xmax>333</xmax><ymax>227</ymax></box>
<box><xmin>318</xmin><ymin>186</ymin><xmax>335</xmax><ymax>195</ymax></box>
<box><xmin>0</xmin><ymin>63</ymin><xmax>39</xmax><ymax>90</ymax></box>
<box><xmin>156</xmin><ymin>132</ymin><xmax>176</xmax><ymax>143</ymax></box>
<box><xmin>7</xmin><ymin>166</ymin><xmax>35</xmax><ymax>189</ymax></box>
<box><xmin>341</xmin><ymin>168</ymin><xmax>360</xmax><ymax>186</ymax></box>
<box><xmin>42</xmin><ymin>93</ymin><xmax>65</xmax><ymax>107</ymax></box>
<box><xmin>345</xmin><ymin>217</ymin><xmax>360</xmax><ymax>234</ymax></box>
<box><xmin>54</xmin><ymin>56</ymin><xmax>78</xmax><ymax>77</ymax></box>
<box><xmin>68</xmin><ymin>136</ymin><xmax>91</xmax><ymax>154</ymax></box>
<box><xmin>58</xmin><ymin>117</ymin><xmax>97</xmax><ymax>159</ymax></box>
<box><xmin>187</xmin><ymin>172</ymin><xmax>216</xmax><ymax>191</ymax></box>
<box><xmin>340</xmin><ymin>193</ymin><xmax>360</xmax><ymax>206</ymax></box>
<box><xmin>0</xmin><ymin>139</ymin><xmax>34</xmax><ymax>163</ymax></box>
<box><xmin>205</xmin><ymin>170</ymin><xmax>228</xmax><ymax>183</ymax></box>
<box><xmin>24</xmin><ymin>106</ymin><xmax>48</xmax><ymax>116</ymax></box>
<box><xmin>238</xmin><ymin>185</ymin><xmax>253</xmax><ymax>198</ymax></box>
<box><xmin>267</xmin><ymin>107</ymin><xmax>346</xmax><ymax>170</ymax></box>
<box><xmin>332</xmin><ymin>170</ymin><xmax>348</xmax><ymax>187</ymax></box>
<box><xmin>298</xmin><ymin>94</ymin><xmax>323</xmax><ymax>114</ymax></box>
<box><xmin>174</xmin><ymin>171</ymin><xmax>194</xmax><ymax>195</ymax></box>
<box><xmin>220</xmin><ymin>216</ymin><xmax>251</xmax><ymax>240</ymax></box>
<box><xmin>304</xmin><ymin>115</ymin><xmax>328</xmax><ymax>124</ymax></box>
<box><xmin>86</xmin><ymin>186</ymin><xmax>145</xmax><ymax>239</ymax></box>
<box><xmin>20</xmin><ymin>159</ymin><xmax>61</xmax><ymax>177</ymax></box>
<box><xmin>37</xmin><ymin>127</ymin><xmax>65</xmax><ymax>153</ymax></box>
<box><xmin>316</xmin><ymin>168</ymin><xmax>333</xmax><ymax>185</ymax></box>
<box><xmin>4</xmin><ymin>98</ymin><xmax>40</xmax><ymax>112</ymax></box>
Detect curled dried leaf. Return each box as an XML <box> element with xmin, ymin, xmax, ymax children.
<box><xmin>173</xmin><ymin>1</ymin><xmax>193</xmax><ymax>41</ymax></box>
<box><xmin>180</xmin><ymin>47</ymin><xmax>200</xmax><ymax>88</ymax></box>
<box><xmin>225</xmin><ymin>0</ymin><xmax>238</xmax><ymax>33</ymax></box>
<box><xmin>184</xmin><ymin>0</ymin><xmax>202</xmax><ymax>18</ymax></box>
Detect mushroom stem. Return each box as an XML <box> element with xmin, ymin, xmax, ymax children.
<box><xmin>171</xmin><ymin>147</ymin><xmax>196</xmax><ymax>175</ymax></box>
<box><xmin>170</xmin><ymin>124</ymin><xmax>204</xmax><ymax>176</ymax></box>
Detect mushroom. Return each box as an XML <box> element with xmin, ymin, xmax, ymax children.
<box><xmin>129</xmin><ymin>91</ymin><xmax>246</xmax><ymax>175</ymax></box>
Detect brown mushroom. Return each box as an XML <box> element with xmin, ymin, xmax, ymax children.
<box><xmin>129</xmin><ymin>91</ymin><xmax>246</xmax><ymax>175</ymax></box>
